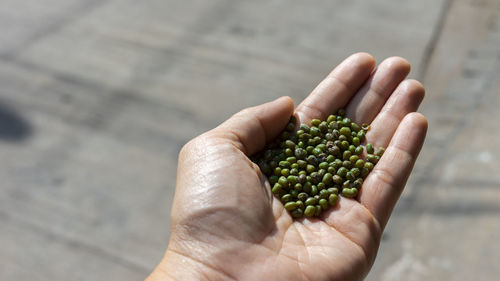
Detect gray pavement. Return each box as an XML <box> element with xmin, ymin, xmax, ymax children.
<box><xmin>0</xmin><ymin>0</ymin><xmax>499</xmax><ymax>280</ymax></box>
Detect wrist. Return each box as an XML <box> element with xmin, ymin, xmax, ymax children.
<box><xmin>146</xmin><ymin>248</ymin><xmax>231</xmax><ymax>281</ymax></box>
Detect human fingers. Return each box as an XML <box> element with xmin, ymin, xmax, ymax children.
<box><xmin>366</xmin><ymin>79</ymin><xmax>425</xmax><ymax>147</ymax></box>
<box><xmin>345</xmin><ymin>57</ymin><xmax>411</xmax><ymax>123</ymax></box>
<box><xmin>358</xmin><ymin>113</ymin><xmax>428</xmax><ymax>229</ymax></box>
<box><xmin>295</xmin><ymin>53</ymin><xmax>375</xmax><ymax>124</ymax></box>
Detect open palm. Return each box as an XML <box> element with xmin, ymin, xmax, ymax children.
<box><xmin>148</xmin><ymin>53</ymin><xmax>427</xmax><ymax>281</ymax></box>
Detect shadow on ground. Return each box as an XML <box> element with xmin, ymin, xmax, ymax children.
<box><xmin>0</xmin><ymin>102</ymin><xmax>32</xmax><ymax>142</ymax></box>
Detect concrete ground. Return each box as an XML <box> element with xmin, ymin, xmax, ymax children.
<box><xmin>0</xmin><ymin>0</ymin><xmax>499</xmax><ymax>280</ymax></box>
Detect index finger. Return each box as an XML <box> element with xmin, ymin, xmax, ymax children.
<box><xmin>295</xmin><ymin>53</ymin><xmax>375</xmax><ymax>124</ymax></box>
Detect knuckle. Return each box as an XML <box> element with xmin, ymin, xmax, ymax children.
<box><xmin>179</xmin><ymin>134</ymin><xmax>209</xmax><ymax>158</ymax></box>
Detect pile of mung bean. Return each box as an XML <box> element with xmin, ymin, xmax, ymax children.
<box><xmin>252</xmin><ymin>109</ymin><xmax>384</xmax><ymax>218</ymax></box>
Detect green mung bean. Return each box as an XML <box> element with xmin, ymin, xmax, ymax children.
<box><xmin>311</xmin><ymin>119</ymin><xmax>321</xmax><ymax>127</ymax></box>
<box><xmin>284</xmin><ymin>201</ymin><xmax>298</xmax><ymax>211</ymax></box>
<box><xmin>319</xmin><ymin>199</ymin><xmax>329</xmax><ymax>210</ymax></box>
<box><xmin>281</xmin><ymin>194</ymin><xmax>292</xmax><ymax>203</ymax></box>
<box><xmin>281</xmin><ymin>169</ymin><xmax>290</xmax><ymax>177</ymax></box>
<box><xmin>366</xmin><ymin>143</ymin><xmax>374</xmax><ymax>154</ymax></box>
<box><xmin>314</xmin><ymin>205</ymin><xmax>322</xmax><ymax>216</ymax></box>
<box><xmin>342</xmin><ymin>188</ymin><xmax>358</xmax><ymax>198</ymax></box>
<box><xmin>304</xmin><ymin>205</ymin><xmax>315</xmax><ymax>217</ymax></box>
<box><xmin>329</xmin><ymin>194</ymin><xmax>339</xmax><ymax>206</ymax></box>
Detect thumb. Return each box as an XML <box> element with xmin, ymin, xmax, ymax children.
<box><xmin>215</xmin><ymin>96</ymin><xmax>295</xmax><ymax>156</ymax></box>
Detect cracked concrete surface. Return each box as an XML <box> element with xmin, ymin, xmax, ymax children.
<box><xmin>0</xmin><ymin>0</ymin><xmax>499</xmax><ymax>280</ymax></box>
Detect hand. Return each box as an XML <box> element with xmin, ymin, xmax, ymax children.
<box><xmin>147</xmin><ymin>53</ymin><xmax>427</xmax><ymax>281</ymax></box>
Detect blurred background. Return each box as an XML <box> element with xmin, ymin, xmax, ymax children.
<box><xmin>0</xmin><ymin>0</ymin><xmax>499</xmax><ymax>280</ymax></box>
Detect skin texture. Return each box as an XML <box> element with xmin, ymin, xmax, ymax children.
<box><xmin>147</xmin><ymin>53</ymin><xmax>427</xmax><ymax>281</ymax></box>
